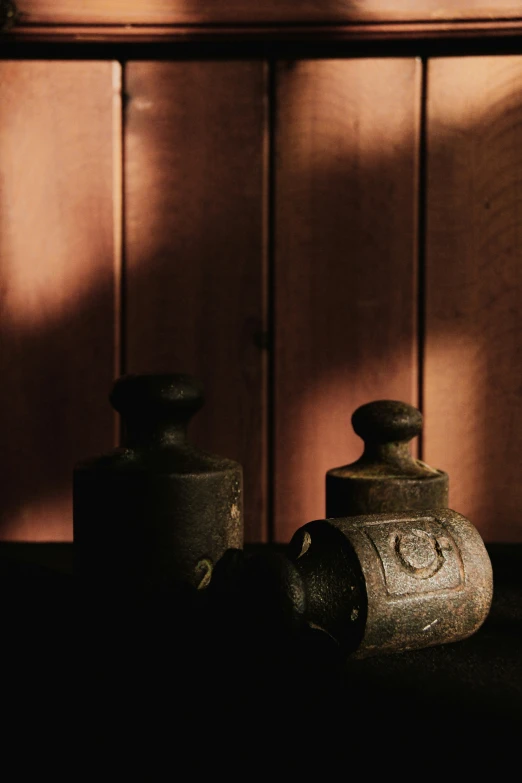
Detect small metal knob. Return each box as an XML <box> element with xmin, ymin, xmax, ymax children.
<box><xmin>110</xmin><ymin>373</ymin><xmax>205</xmax><ymax>447</ymax></box>
<box><xmin>352</xmin><ymin>399</ymin><xmax>422</xmax><ymax>447</ymax></box>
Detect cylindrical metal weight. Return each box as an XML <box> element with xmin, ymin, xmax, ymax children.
<box><xmin>73</xmin><ymin>373</ymin><xmax>243</xmax><ymax>595</ymax></box>
<box><xmin>326</xmin><ymin>400</ymin><xmax>449</xmax><ymax>517</ymax></box>
<box><xmin>287</xmin><ymin>509</ymin><xmax>493</xmax><ymax>658</ymax></box>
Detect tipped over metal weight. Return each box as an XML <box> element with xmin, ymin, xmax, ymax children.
<box><xmin>286</xmin><ymin>508</ymin><xmax>493</xmax><ymax>658</ymax></box>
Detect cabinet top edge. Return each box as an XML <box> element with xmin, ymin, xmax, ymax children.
<box><xmin>2</xmin><ymin>19</ymin><xmax>522</xmax><ymax>45</ymax></box>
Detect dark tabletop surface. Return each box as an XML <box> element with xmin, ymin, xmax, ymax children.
<box><xmin>1</xmin><ymin>541</ymin><xmax>520</xmax><ymax>766</ymax></box>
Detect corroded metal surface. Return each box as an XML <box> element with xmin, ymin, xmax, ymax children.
<box><xmin>287</xmin><ymin>508</ymin><xmax>493</xmax><ymax>657</ymax></box>
<box><xmin>73</xmin><ymin>373</ymin><xmax>243</xmax><ymax>594</ymax></box>
<box><xmin>326</xmin><ymin>399</ymin><xmax>449</xmax><ymax>517</ymax></box>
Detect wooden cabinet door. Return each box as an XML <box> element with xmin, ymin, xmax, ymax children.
<box><xmin>2</xmin><ymin>52</ymin><xmax>521</xmax><ymax>545</ymax></box>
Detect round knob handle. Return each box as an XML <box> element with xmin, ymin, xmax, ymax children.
<box><xmin>351</xmin><ymin>400</ymin><xmax>422</xmax><ymax>446</ymax></box>
<box><xmin>110</xmin><ymin>373</ymin><xmax>204</xmax><ymax>423</ymax></box>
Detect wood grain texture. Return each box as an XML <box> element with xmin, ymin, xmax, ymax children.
<box><xmin>0</xmin><ymin>61</ymin><xmax>120</xmax><ymax>541</ymax></box>
<box><xmin>14</xmin><ymin>1</ymin><xmax>522</xmax><ymax>26</ymax></box>
<box><xmin>124</xmin><ymin>61</ymin><xmax>268</xmax><ymax>542</ymax></box>
<box><xmin>425</xmin><ymin>56</ymin><xmax>522</xmax><ymax>544</ymax></box>
<box><xmin>274</xmin><ymin>58</ymin><xmax>421</xmax><ymax>542</ymax></box>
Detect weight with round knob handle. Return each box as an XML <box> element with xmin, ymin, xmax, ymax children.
<box><xmin>73</xmin><ymin>373</ymin><xmax>244</xmax><ymax>596</ymax></box>
<box><xmin>326</xmin><ymin>399</ymin><xmax>449</xmax><ymax>517</ymax></box>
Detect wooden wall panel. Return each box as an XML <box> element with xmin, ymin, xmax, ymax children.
<box><xmin>14</xmin><ymin>1</ymin><xmax>522</xmax><ymax>26</ymax></box>
<box><xmin>274</xmin><ymin>58</ymin><xmax>421</xmax><ymax>542</ymax></box>
<box><xmin>0</xmin><ymin>61</ymin><xmax>120</xmax><ymax>541</ymax></box>
<box><xmin>125</xmin><ymin>61</ymin><xmax>268</xmax><ymax>542</ymax></box>
<box><xmin>425</xmin><ymin>56</ymin><xmax>522</xmax><ymax>544</ymax></box>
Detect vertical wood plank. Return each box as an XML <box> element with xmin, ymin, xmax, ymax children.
<box><xmin>125</xmin><ymin>61</ymin><xmax>268</xmax><ymax>543</ymax></box>
<box><xmin>425</xmin><ymin>56</ymin><xmax>522</xmax><ymax>543</ymax></box>
<box><xmin>274</xmin><ymin>58</ymin><xmax>421</xmax><ymax>542</ymax></box>
<box><xmin>0</xmin><ymin>61</ymin><xmax>120</xmax><ymax>541</ymax></box>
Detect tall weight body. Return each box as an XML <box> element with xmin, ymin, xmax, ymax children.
<box><xmin>73</xmin><ymin>373</ymin><xmax>243</xmax><ymax>595</ymax></box>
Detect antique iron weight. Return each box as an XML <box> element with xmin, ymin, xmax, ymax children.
<box><xmin>326</xmin><ymin>399</ymin><xmax>449</xmax><ymax>517</ymax></box>
<box><xmin>73</xmin><ymin>373</ymin><xmax>243</xmax><ymax>595</ymax></box>
<box><xmin>287</xmin><ymin>509</ymin><xmax>493</xmax><ymax>658</ymax></box>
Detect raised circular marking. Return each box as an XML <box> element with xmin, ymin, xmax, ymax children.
<box><xmin>394</xmin><ymin>529</ymin><xmax>445</xmax><ymax>579</ymax></box>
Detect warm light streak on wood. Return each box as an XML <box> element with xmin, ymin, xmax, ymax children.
<box><xmin>0</xmin><ymin>61</ymin><xmax>118</xmax><ymax>541</ymax></box>
<box><xmin>425</xmin><ymin>56</ymin><xmax>522</xmax><ymax>543</ymax></box>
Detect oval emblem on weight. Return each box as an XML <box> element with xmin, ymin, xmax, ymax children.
<box><xmin>393</xmin><ymin>529</ymin><xmax>445</xmax><ymax>579</ymax></box>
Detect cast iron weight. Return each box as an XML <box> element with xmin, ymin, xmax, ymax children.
<box><xmin>326</xmin><ymin>399</ymin><xmax>449</xmax><ymax>517</ymax></box>
<box><xmin>73</xmin><ymin>373</ymin><xmax>244</xmax><ymax>598</ymax></box>
<box><xmin>201</xmin><ymin>507</ymin><xmax>493</xmax><ymax>662</ymax></box>
<box><xmin>287</xmin><ymin>508</ymin><xmax>493</xmax><ymax>658</ymax></box>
